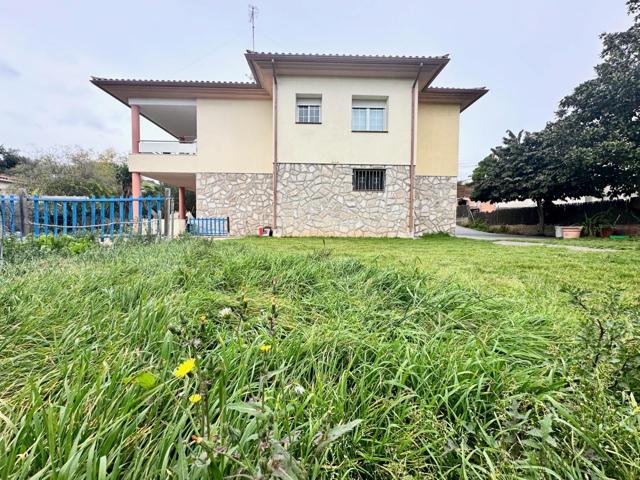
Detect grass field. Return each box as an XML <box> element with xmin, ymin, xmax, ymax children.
<box><xmin>0</xmin><ymin>235</ymin><xmax>639</xmax><ymax>479</ymax></box>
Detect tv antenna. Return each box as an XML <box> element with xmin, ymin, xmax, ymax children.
<box><xmin>248</xmin><ymin>4</ymin><xmax>259</xmax><ymax>51</ymax></box>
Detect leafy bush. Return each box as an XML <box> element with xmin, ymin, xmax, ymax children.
<box><xmin>466</xmin><ymin>219</ymin><xmax>512</xmax><ymax>234</ymax></box>
<box><xmin>581</xmin><ymin>211</ymin><xmax>614</xmax><ymax>237</ymax></box>
<box><xmin>0</xmin><ymin>234</ymin><xmax>98</xmax><ymax>264</ymax></box>
<box><xmin>567</xmin><ymin>287</ymin><xmax>640</xmax><ymax>394</ymax></box>
<box><xmin>466</xmin><ymin>218</ymin><xmax>491</xmax><ymax>231</ymax></box>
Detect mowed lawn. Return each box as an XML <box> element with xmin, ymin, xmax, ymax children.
<box><xmin>1</xmin><ymin>236</ymin><xmax>639</xmax><ymax>479</ymax></box>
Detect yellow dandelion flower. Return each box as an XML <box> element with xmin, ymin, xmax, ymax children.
<box><xmin>189</xmin><ymin>393</ymin><xmax>202</xmax><ymax>404</ymax></box>
<box><xmin>260</xmin><ymin>344</ymin><xmax>272</xmax><ymax>353</ymax></box>
<box><xmin>174</xmin><ymin>358</ymin><xmax>196</xmax><ymax>378</ymax></box>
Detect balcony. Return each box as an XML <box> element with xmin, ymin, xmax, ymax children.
<box><xmin>138</xmin><ymin>140</ymin><xmax>197</xmax><ymax>155</ymax></box>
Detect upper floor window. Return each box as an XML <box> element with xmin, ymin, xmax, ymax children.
<box><xmin>352</xmin><ymin>97</ymin><xmax>388</xmax><ymax>132</ymax></box>
<box><xmin>296</xmin><ymin>94</ymin><xmax>322</xmax><ymax>124</ymax></box>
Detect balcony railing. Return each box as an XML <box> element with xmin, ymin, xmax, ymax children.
<box><xmin>138</xmin><ymin>140</ymin><xmax>197</xmax><ymax>155</ymax></box>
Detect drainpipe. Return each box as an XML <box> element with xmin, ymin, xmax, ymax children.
<box><xmin>408</xmin><ymin>62</ymin><xmax>423</xmax><ymax>235</ymax></box>
<box><xmin>131</xmin><ymin>104</ymin><xmax>141</xmax><ymax>220</ymax></box>
<box><xmin>271</xmin><ymin>59</ymin><xmax>278</xmax><ymax>230</ymax></box>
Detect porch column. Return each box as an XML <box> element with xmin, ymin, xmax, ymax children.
<box><xmin>131</xmin><ymin>172</ymin><xmax>141</xmax><ymax>220</ymax></box>
<box><xmin>178</xmin><ymin>186</ymin><xmax>186</xmax><ymax>219</ymax></box>
<box><xmin>131</xmin><ymin>104</ymin><xmax>140</xmax><ymax>154</ymax></box>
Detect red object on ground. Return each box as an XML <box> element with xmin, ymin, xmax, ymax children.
<box><xmin>258</xmin><ymin>227</ymin><xmax>264</xmax><ymax>236</ymax></box>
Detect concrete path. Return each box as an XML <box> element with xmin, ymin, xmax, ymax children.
<box><xmin>455</xmin><ymin>225</ymin><xmax>545</xmax><ymax>241</ymax></box>
<box><xmin>494</xmin><ymin>240</ymin><xmax>616</xmax><ymax>253</ymax></box>
<box><xmin>455</xmin><ymin>226</ymin><xmax>615</xmax><ymax>253</ymax></box>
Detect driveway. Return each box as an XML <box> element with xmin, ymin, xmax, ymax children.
<box><xmin>455</xmin><ymin>226</ymin><xmax>615</xmax><ymax>252</ymax></box>
<box><xmin>455</xmin><ymin>225</ymin><xmax>545</xmax><ymax>241</ymax></box>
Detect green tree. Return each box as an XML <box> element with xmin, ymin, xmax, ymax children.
<box><xmin>472</xmin><ymin>0</ymin><xmax>639</xmax><ymax>230</ymax></box>
<box><xmin>555</xmin><ymin>0</ymin><xmax>640</xmax><ymax>195</ymax></box>
<box><xmin>0</xmin><ymin>145</ymin><xmax>30</xmax><ymax>173</ymax></box>
<box><xmin>10</xmin><ymin>148</ymin><xmax>125</xmax><ymax>197</ymax></box>
<box><xmin>114</xmin><ymin>161</ymin><xmax>132</xmax><ymax>198</ymax></box>
<box><xmin>142</xmin><ymin>181</ymin><xmax>196</xmax><ymax>215</ymax></box>
<box><xmin>472</xmin><ymin>130</ymin><xmax>565</xmax><ymax>232</ymax></box>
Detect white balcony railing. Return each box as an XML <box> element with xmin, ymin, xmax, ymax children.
<box><xmin>138</xmin><ymin>140</ymin><xmax>197</xmax><ymax>155</ymax></box>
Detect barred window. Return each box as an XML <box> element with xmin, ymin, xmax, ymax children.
<box><xmin>352</xmin><ymin>169</ymin><xmax>385</xmax><ymax>191</ymax></box>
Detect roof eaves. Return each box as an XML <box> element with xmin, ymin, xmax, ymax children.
<box><xmin>420</xmin><ymin>86</ymin><xmax>489</xmax><ymax>112</ymax></box>
<box><xmin>425</xmin><ymin>86</ymin><xmax>489</xmax><ymax>92</ymax></box>
<box><xmin>89</xmin><ymin>77</ymin><xmax>261</xmax><ymax>89</ymax></box>
<box><xmin>245</xmin><ymin>50</ymin><xmax>450</xmax><ymax>61</ymax></box>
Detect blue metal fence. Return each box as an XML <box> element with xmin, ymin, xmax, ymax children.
<box><xmin>0</xmin><ymin>194</ymin><xmax>167</xmax><ymax>239</ymax></box>
<box><xmin>188</xmin><ymin>217</ymin><xmax>230</xmax><ymax>237</ymax></box>
<box><xmin>0</xmin><ymin>194</ymin><xmax>17</xmax><ymax>235</ymax></box>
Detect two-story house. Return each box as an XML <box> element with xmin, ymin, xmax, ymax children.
<box><xmin>92</xmin><ymin>51</ymin><xmax>486</xmax><ymax>237</ymax></box>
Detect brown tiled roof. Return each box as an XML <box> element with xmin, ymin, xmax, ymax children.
<box><xmin>91</xmin><ymin>53</ymin><xmax>487</xmax><ymax>112</ymax></box>
<box><xmin>245</xmin><ymin>51</ymin><xmax>449</xmax><ymax>61</ymax></box>
<box><xmin>425</xmin><ymin>86</ymin><xmax>488</xmax><ymax>93</ymax></box>
<box><xmin>420</xmin><ymin>86</ymin><xmax>488</xmax><ymax>111</ymax></box>
<box><xmin>90</xmin><ymin>77</ymin><xmax>260</xmax><ymax>88</ymax></box>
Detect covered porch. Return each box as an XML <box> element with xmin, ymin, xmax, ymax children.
<box><xmin>129</xmin><ymin>98</ymin><xmax>198</xmax><ymax>220</ymax></box>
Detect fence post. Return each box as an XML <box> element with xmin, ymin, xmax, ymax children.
<box><xmin>163</xmin><ymin>188</ymin><xmax>171</xmax><ymax>238</ymax></box>
<box><xmin>18</xmin><ymin>189</ymin><xmax>29</xmax><ymax>237</ymax></box>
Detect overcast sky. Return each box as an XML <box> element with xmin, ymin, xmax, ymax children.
<box><xmin>0</xmin><ymin>0</ymin><xmax>632</xmax><ymax>179</ymax></box>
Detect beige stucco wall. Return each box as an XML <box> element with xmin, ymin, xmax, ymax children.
<box><xmin>129</xmin><ymin>90</ymin><xmax>463</xmax><ymax>178</ymax></box>
<box><xmin>277</xmin><ymin>76</ymin><xmax>412</xmax><ymax>165</ymax></box>
<box><xmin>197</xmin><ymin>98</ymin><xmax>272</xmax><ymax>173</ymax></box>
<box><xmin>130</xmin><ymin>98</ymin><xmax>272</xmax><ymax>175</ymax></box>
<box><xmin>416</xmin><ymin>102</ymin><xmax>460</xmax><ymax>176</ymax></box>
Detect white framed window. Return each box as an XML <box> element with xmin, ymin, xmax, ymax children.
<box><xmin>296</xmin><ymin>94</ymin><xmax>322</xmax><ymax>124</ymax></box>
<box><xmin>352</xmin><ymin>97</ymin><xmax>388</xmax><ymax>132</ymax></box>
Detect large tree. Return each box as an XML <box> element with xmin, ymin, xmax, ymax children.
<box><xmin>472</xmin><ymin>0</ymin><xmax>640</xmax><ymax>229</ymax></box>
<box><xmin>0</xmin><ymin>145</ymin><xmax>30</xmax><ymax>173</ymax></box>
<box><xmin>472</xmin><ymin>130</ymin><xmax>565</xmax><ymax>232</ymax></box>
<box><xmin>555</xmin><ymin>0</ymin><xmax>640</xmax><ymax>196</ymax></box>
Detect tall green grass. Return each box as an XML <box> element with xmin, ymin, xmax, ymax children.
<box><xmin>0</xmin><ymin>238</ymin><xmax>638</xmax><ymax>478</ymax></box>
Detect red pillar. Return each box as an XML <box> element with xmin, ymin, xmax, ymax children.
<box><xmin>131</xmin><ymin>104</ymin><xmax>140</xmax><ymax>154</ymax></box>
<box><xmin>178</xmin><ymin>186</ymin><xmax>186</xmax><ymax>219</ymax></box>
<box><xmin>131</xmin><ymin>172</ymin><xmax>141</xmax><ymax>220</ymax></box>
<box><xmin>132</xmin><ymin>172</ymin><xmax>141</xmax><ymax>197</ymax></box>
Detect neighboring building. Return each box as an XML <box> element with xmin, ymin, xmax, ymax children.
<box><xmin>92</xmin><ymin>51</ymin><xmax>486</xmax><ymax>236</ymax></box>
<box><xmin>0</xmin><ymin>175</ymin><xmax>15</xmax><ymax>194</ymax></box>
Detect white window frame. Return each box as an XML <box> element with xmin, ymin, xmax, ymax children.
<box><xmin>296</xmin><ymin>95</ymin><xmax>322</xmax><ymax>124</ymax></box>
<box><xmin>352</xmin><ymin>98</ymin><xmax>388</xmax><ymax>132</ymax></box>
